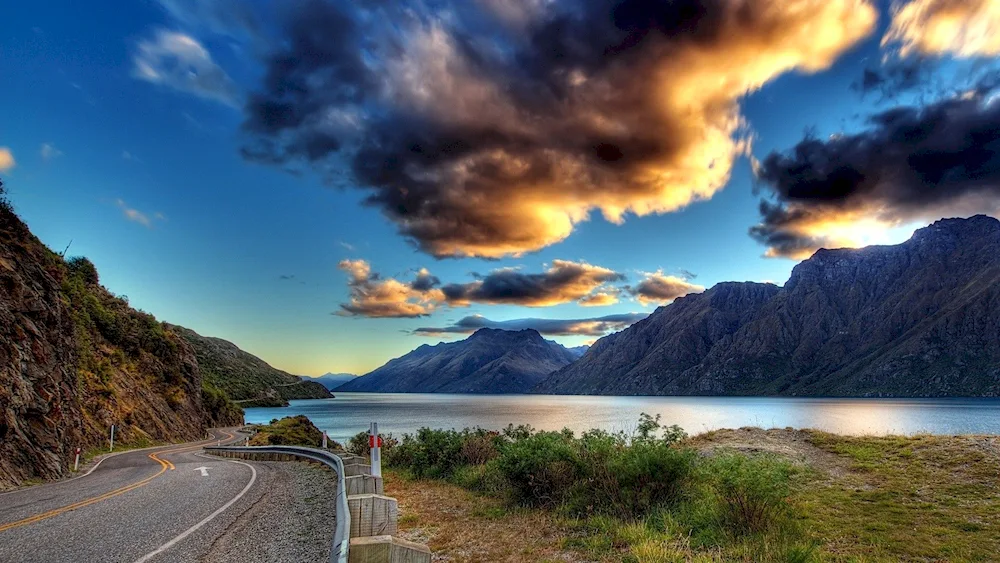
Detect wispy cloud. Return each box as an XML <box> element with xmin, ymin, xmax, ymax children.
<box><xmin>121</xmin><ymin>150</ymin><xmax>144</xmax><ymax>163</ymax></box>
<box><xmin>0</xmin><ymin>147</ymin><xmax>15</xmax><ymax>171</ymax></box>
<box><xmin>40</xmin><ymin>143</ymin><xmax>63</xmax><ymax>160</ymax></box>
<box><xmin>132</xmin><ymin>30</ymin><xmax>239</xmax><ymax>107</ymax></box>
<box><xmin>116</xmin><ymin>199</ymin><xmax>165</xmax><ymax>229</ymax></box>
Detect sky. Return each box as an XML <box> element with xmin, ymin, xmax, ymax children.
<box><xmin>1</xmin><ymin>0</ymin><xmax>998</xmax><ymax>376</ymax></box>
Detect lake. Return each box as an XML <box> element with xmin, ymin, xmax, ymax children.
<box><xmin>243</xmin><ymin>393</ymin><xmax>1000</xmax><ymax>444</ymax></box>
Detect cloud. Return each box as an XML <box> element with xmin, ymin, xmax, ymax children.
<box><xmin>0</xmin><ymin>147</ymin><xmax>14</xmax><ymax>171</ymax></box>
<box><xmin>132</xmin><ymin>30</ymin><xmax>239</xmax><ymax>107</ymax></box>
<box><xmin>440</xmin><ymin>260</ymin><xmax>625</xmax><ymax>307</ymax></box>
<box><xmin>883</xmin><ymin>0</ymin><xmax>1000</xmax><ymax>58</ymax></box>
<box><xmin>279</xmin><ymin>274</ymin><xmax>295</xmax><ymax>280</ymax></box>
<box><xmin>155</xmin><ymin>0</ymin><xmax>261</xmax><ymax>40</ymax></box>
<box><xmin>336</xmin><ymin>259</ymin><xmax>443</xmax><ymax>318</ymax></box>
<box><xmin>578</xmin><ymin>291</ymin><xmax>620</xmax><ymax>307</ymax></box>
<box><xmin>40</xmin><ymin>143</ymin><xmax>63</xmax><ymax>160</ymax></box>
<box><xmin>336</xmin><ymin>258</ymin><xmax>631</xmax><ymax>318</ymax></box>
<box><xmin>116</xmin><ymin>199</ymin><xmax>153</xmax><ymax>228</ymax></box>
<box><xmin>626</xmin><ymin>271</ymin><xmax>705</xmax><ymax>305</ymax></box>
<box><xmin>413</xmin><ymin>313</ymin><xmax>648</xmax><ymax>337</ymax></box>
<box><xmin>241</xmin><ymin>0</ymin><xmax>876</xmax><ymax>258</ymax></box>
<box><xmin>751</xmin><ymin>86</ymin><xmax>1000</xmax><ymax>258</ymax></box>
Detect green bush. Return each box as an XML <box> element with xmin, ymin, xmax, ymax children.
<box><xmin>701</xmin><ymin>452</ymin><xmax>794</xmax><ymax>536</ymax></box>
<box><xmin>347</xmin><ymin>430</ymin><xmax>399</xmax><ymax>457</ymax></box>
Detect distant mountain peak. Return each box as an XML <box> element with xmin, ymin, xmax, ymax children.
<box><xmin>339</xmin><ymin>327</ymin><xmax>579</xmax><ymax>394</ymax></box>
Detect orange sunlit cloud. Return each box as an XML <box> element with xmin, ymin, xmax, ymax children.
<box><xmin>883</xmin><ymin>0</ymin><xmax>1000</xmax><ymax>58</ymax></box>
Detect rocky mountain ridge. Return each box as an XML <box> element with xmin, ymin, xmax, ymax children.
<box><xmin>537</xmin><ymin>215</ymin><xmax>1000</xmax><ymax>396</ymax></box>
<box><xmin>337</xmin><ymin>328</ymin><xmax>581</xmax><ymax>393</ymax></box>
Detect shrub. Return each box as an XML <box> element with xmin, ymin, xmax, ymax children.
<box><xmin>386</xmin><ymin>428</ymin><xmax>467</xmax><ymax>478</ymax></box>
<box><xmin>703</xmin><ymin>453</ymin><xmax>794</xmax><ymax>535</ymax></box>
<box><xmin>67</xmin><ymin>256</ymin><xmax>100</xmax><ymax>285</ymax></box>
<box><xmin>495</xmin><ymin>431</ymin><xmax>583</xmax><ymax>508</ymax></box>
<box><xmin>347</xmin><ymin>430</ymin><xmax>399</xmax><ymax>458</ymax></box>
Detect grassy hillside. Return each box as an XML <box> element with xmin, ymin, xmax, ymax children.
<box><xmin>169</xmin><ymin>325</ymin><xmax>331</xmax><ymax>407</ymax></box>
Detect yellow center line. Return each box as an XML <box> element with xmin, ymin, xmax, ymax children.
<box><xmin>0</xmin><ymin>431</ymin><xmax>236</xmax><ymax>533</ymax></box>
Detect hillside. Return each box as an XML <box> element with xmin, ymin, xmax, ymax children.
<box><xmin>169</xmin><ymin>325</ymin><xmax>332</xmax><ymax>407</ymax></box>
<box><xmin>0</xmin><ymin>183</ymin><xmax>242</xmax><ymax>490</ymax></box>
<box><xmin>338</xmin><ymin>328</ymin><xmax>579</xmax><ymax>393</ymax></box>
<box><xmin>537</xmin><ymin>216</ymin><xmax>1000</xmax><ymax>397</ymax></box>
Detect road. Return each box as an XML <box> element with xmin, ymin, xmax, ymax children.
<box><xmin>0</xmin><ymin>428</ymin><xmax>333</xmax><ymax>563</ymax></box>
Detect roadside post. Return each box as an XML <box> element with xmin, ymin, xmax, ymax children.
<box><xmin>322</xmin><ymin>431</ymin><xmax>329</xmax><ymax>449</ymax></box>
<box><xmin>73</xmin><ymin>447</ymin><xmax>81</xmax><ymax>471</ymax></box>
<box><xmin>369</xmin><ymin>422</ymin><xmax>382</xmax><ymax>477</ymax></box>
<box><xmin>109</xmin><ymin>424</ymin><xmax>116</xmax><ymax>452</ymax></box>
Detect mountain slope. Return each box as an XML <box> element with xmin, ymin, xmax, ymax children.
<box><xmin>538</xmin><ymin>216</ymin><xmax>1000</xmax><ymax>397</ymax></box>
<box><xmin>338</xmin><ymin>328</ymin><xmax>580</xmax><ymax>393</ymax></box>
<box><xmin>313</xmin><ymin>372</ymin><xmax>357</xmax><ymax>390</ymax></box>
<box><xmin>169</xmin><ymin>325</ymin><xmax>332</xmax><ymax>407</ymax></box>
<box><xmin>0</xmin><ymin>190</ymin><xmax>242</xmax><ymax>490</ymax></box>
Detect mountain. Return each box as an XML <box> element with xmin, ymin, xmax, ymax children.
<box><xmin>0</xmin><ymin>193</ymin><xmax>242</xmax><ymax>490</ymax></box>
<box><xmin>337</xmin><ymin>328</ymin><xmax>581</xmax><ymax>393</ymax></box>
<box><xmin>312</xmin><ymin>372</ymin><xmax>357</xmax><ymax>390</ymax></box>
<box><xmin>168</xmin><ymin>325</ymin><xmax>332</xmax><ymax>407</ymax></box>
<box><xmin>538</xmin><ymin>216</ymin><xmax>1000</xmax><ymax>397</ymax></box>
<box><xmin>567</xmin><ymin>345</ymin><xmax>590</xmax><ymax>358</ymax></box>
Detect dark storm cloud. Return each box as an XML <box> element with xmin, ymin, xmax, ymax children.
<box><xmin>413</xmin><ymin>313</ymin><xmax>648</xmax><ymax>337</ymax></box>
<box><xmin>241</xmin><ymin>0</ymin><xmax>875</xmax><ymax>258</ymax></box>
<box><xmin>440</xmin><ymin>260</ymin><xmax>625</xmax><ymax>307</ymax></box>
<box><xmin>751</xmin><ymin>86</ymin><xmax>1000</xmax><ymax>258</ymax></box>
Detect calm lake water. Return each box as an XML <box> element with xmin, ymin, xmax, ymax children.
<box><xmin>244</xmin><ymin>393</ymin><xmax>1000</xmax><ymax>444</ymax></box>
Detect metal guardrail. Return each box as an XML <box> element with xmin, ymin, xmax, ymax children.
<box><xmin>204</xmin><ymin>445</ymin><xmax>351</xmax><ymax>563</ymax></box>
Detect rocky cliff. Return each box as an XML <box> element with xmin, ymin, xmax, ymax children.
<box><xmin>169</xmin><ymin>325</ymin><xmax>332</xmax><ymax>407</ymax></box>
<box><xmin>338</xmin><ymin>328</ymin><xmax>580</xmax><ymax>393</ymax></box>
<box><xmin>0</xmin><ymin>186</ymin><xmax>242</xmax><ymax>490</ymax></box>
<box><xmin>537</xmin><ymin>216</ymin><xmax>1000</xmax><ymax>396</ymax></box>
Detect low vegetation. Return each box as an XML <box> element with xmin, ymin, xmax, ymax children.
<box><xmin>383</xmin><ymin>420</ymin><xmax>1000</xmax><ymax>562</ymax></box>
<box><xmin>383</xmin><ymin>415</ymin><xmax>811</xmax><ymax>562</ymax></box>
<box><xmin>249</xmin><ymin>415</ymin><xmax>325</xmax><ymax>447</ymax></box>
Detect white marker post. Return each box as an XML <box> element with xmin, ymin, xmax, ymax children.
<box><xmin>109</xmin><ymin>424</ymin><xmax>116</xmax><ymax>452</ymax></box>
<box><xmin>322</xmin><ymin>431</ymin><xmax>329</xmax><ymax>449</ymax></box>
<box><xmin>369</xmin><ymin>422</ymin><xmax>382</xmax><ymax>478</ymax></box>
<box><xmin>73</xmin><ymin>447</ymin><xmax>81</xmax><ymax>471</ymax></box>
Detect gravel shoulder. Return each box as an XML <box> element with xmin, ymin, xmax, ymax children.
<box><xmin>200</xmin><ymin>460</ymin><xmax>338</xmax><ymax>563</ymax></box>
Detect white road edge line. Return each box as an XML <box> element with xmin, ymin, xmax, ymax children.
<box><xmin>132</xmin><ymin>454</ymin><xmax>257</xmax><ymax>563</ymax></box>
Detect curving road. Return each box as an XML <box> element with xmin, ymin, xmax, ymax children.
<box><xmin>0</xmin><ymin>428</ymin><xmax>333</xmax><ymax>563</ymax></box>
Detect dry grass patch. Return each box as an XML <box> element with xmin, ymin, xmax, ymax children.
<box><xmin>384</xmin><ymin>469</ymin><xmax>601</xmax><ymax>562</ymax></box>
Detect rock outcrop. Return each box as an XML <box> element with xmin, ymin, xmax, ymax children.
<box><xmin>538</xmin><ymin>216</ymin><xmax>1000</xmax><ymax>397</ymax></box>
<box><xmin>338</xmin><ymin>328</ymin><xmax>580</xmax><ymax>393</ymax></box>
<box><xmin>0</xmin><ymin>193</ymin><xmax>242</xmax><ymax>490</ymax></box>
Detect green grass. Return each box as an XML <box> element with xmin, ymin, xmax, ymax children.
<box><xmin>797</xmin><ymin>432</ymin><xmax>1000</xmax><ymax>561</ymax></box>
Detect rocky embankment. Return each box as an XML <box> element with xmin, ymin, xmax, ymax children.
<box><xmin>0</xmin><ymin>187</ymin><xmax>242</xmax><ymax>490</ymax></box>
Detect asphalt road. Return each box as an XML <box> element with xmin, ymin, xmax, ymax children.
<box><xmin>0</xmin><ymin>428</ymin><xmax>330</xmax><ymax>563</ymax></box>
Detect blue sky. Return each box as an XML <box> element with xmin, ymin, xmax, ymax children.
<box><xmin>2</xmin><ymin>0</ymin><xmax>997</xmax><ymax>375</ymax></box>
